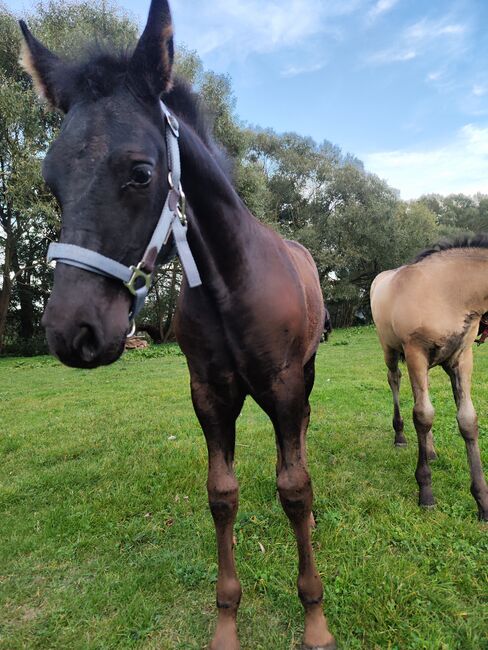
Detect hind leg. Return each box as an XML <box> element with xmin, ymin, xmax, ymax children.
<box><xmin>304</xmin><ymin>356</ymin><xmax>316</xmax><ymax>529</ymax></box>
<box><xmin>405</xmin><ymin>346</ymin><xmax>436</xmax><ymax>508</ymax></box>
<box><xmin>257</xmin><ymin>362</ymin><xmax>335</xmax><ymax>650</ymax></box>
<box><xmin>385</xmin><ymin>348</ymin><xmax>407</xmax><ymax>446</ymax></box>
<box><xmin>276</xmin><ymin>357</ymin><xmax>317</xmax><ymax>527</ymax></box>
<box><xmin>444</xmin><ymin>349</ymin><xmax>488</xmax><ymax>520</ymax></box>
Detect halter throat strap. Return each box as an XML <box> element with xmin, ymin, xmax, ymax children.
<box><xmin>47</xmin><ymin>100</ymin><xmax>202</xmax><ymax>323</ymax></box>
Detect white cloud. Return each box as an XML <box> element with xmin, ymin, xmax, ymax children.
<box><xmin>364</xmin><ymin>124</ymin><xmax>488</xmax><ymax>199</ymax></box>
<box><xmin>368</xmin><ymin>0</ymin><xmax>400</xmax><ymax>22</ymax></box>
<box><xmin>281</xmin><ymin>62</ymin><xmax>325</xmax><ymax>77</ymax></box>
<box><xmin>404</xmin><ymin>18</ymin><xmax>466</xmax><ymax>41</ymax></box>
<box><xmin>427</xmin><ymin>70</ymin><xmax>443</xmax><ymax>82</ymax></box>
<box><xmin>473</xmin><ymin>84</ymin><xmax>488</xmax><ymax>97</ymax></box>
<box><xmin>171</xmin><ymin>0</ymin><xmax>366</xmax><ymax>60</ymax></box>
<box><xmin>368</xmin><ymin>48</ymin><xmax>417</xmax><ymax>64</ymax></box>
<box><xmin>367</xmin><ymin>15</ymin><xmax>468</xmax><ymax>66</ymax></box>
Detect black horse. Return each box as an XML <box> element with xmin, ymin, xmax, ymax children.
<box><xmin>20</xmin><ymin>2</ymin><xmax>336</xmax><ymax>648</ymax></box>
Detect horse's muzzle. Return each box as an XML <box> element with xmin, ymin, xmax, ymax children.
<box><xmin>42</xmin><ymin>310</ymin><xmax>127</xmax><ymax>369</ymax></box>
<box><xmin>42</xmin><ymin>263</ymin><xmax>132</xmax><ymax>368</ymax></box>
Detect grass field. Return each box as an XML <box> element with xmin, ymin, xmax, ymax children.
<box><xmin>0</xmin><ymin>326</ymin><xmax>487</xmax><ymax>650</ymax></box>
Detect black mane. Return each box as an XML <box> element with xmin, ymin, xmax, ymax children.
<box><xmin>163</xmin><ymin>78</ymin><xmax>233</xmax><ymax>177</ymax></box>
<box><xmin>413</xmin><ymin>233</ymin><xmax>488</xmax><ymax>263</ymax></box>
<box><xmin>54</xmin><ymin>47</ymin><xmax>231</xmax><ymax>176</ymax></box>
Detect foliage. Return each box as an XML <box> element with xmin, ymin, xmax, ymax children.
<box><xmin>1</xmin><ymin>327</ymin><xmax>487</xmax><ymax>648</ymax></box>
<box><xmin>418</xmin><ymin>193</ymin><xmax>488</xmax><ymax>236</ymax></box>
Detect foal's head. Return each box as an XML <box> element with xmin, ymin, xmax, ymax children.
<box><xmin>20</xmin><ymin>0</ymin><xmax>175</xmax><ymax>368</ymax></box>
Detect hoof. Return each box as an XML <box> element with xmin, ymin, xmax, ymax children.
<box><xmin>478</xmin><ymin>512</ymin><xmax>488</xmax><ymax>523</ymax></box>
<box><xmin>394</xmin><ymin>442</ymin><xmax>407</xmax><ymax>448</ymax></box>
<box><xmin>419</xmin><ymin>488</ymin><xmax>435</xmax><ymax>509</ymax></box>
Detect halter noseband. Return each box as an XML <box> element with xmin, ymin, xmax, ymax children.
<box><xmin>46</xmin><ymin>100</ymin><xmax>202</xmax><ymax>331</ymax></box>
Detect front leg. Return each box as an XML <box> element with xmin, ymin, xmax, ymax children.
<box><xmin>190</xmin><ymin>374</ymin><xmax>245</xmax><ymax>650</ymax></box>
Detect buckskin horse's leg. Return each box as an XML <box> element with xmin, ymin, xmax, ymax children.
<box><xmin>385</xmin><ymin>348</ymin><xmax>407</xmax><ymax>447</ymax></box>
<box><xmin>259</xmin><ymin>362</ymin><xmax>335</xmax><ymax>650</ymax></box>
<box><xmin>190</xmin><ymin>375</ymin><xmax>245</xmax><ymax>650</ymax></box>
<box><xmin>405</xmin><ymin>346</ymin><xmax>436</xmax><ymax>508</ymax></box>
<box><xmin>444</xmin><ymin>348</ymin><xmax>488</xmax><ymax>521</ymax></box>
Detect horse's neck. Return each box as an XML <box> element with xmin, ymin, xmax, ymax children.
<box><xmin>466</xmin><ymin>255</ymin><xmax>488</xmax><ymax>312</ymax></box>
<box><xmin>178</xmin><ymin>122</ymin><xmax>257</xmax><ymax>289</ymax></box>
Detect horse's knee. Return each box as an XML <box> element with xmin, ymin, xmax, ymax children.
<box><xmin>277</xmin><ymin>466</ymin><xmax>312</xmax><ymax>521</ymax></box>
<box><xmin>208</xmin><ymin>475</ymin><xmax>239</xmax><ymax>524</ymax></box>
<box><xmin>413</xmin><ymin>401</ymin><xmax>434</xmax><ymax>431</ymax></box>
<box><xmin>457</xmin><ymin>403</ymin><xmax>477</xmax><ymax>440</ymax></box>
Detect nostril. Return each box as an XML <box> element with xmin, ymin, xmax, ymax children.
<box><xmin>72</xmin><ymin>324</ymin><xmax>101</xmax><ymax>364</ymax></box>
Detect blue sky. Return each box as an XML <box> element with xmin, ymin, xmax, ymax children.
<box><xmin>6</xmin><ymin>0</ymin><xmax>488</xmax><ymax>199</ymax></box>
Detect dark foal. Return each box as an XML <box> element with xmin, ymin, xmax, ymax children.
<box><xmin>20</xmin><ymin>1</ymin><xmax>336</xmax><ymax>647</ymax></box>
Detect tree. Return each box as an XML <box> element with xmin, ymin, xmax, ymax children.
<box><xmin>295</xmin><ymin>167</ymin><xmax>439</xmax><ymax>326</ymax></box>
<box><xmin>392</xmin><ymin>201</ymin><xmax>438</xmax><ymax>267</ymax></box>
<box><xmin>0</xmin><ymin>14</ymin><xmax>59</xmax><ymax>349</ymax></box>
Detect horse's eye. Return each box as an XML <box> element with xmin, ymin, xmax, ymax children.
<box><xmin>130</xmin><ymin>164</ymin><xmax>153</xmax><ymax>187</ymax></box>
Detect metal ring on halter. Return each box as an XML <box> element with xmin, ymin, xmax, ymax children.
<box><xmin>178</xmin><ymin>184</ymin><xmax>186</xmax><ymax>217</ymax></box>
<box><xmin>124</xmin><ymin>262</ymin><xmax>152</xmax><ymax>296</ymax></box>
<box><xmin>177</xmin><ymin>205</ymin><xmax>187</xmax><ymax>227</ymax></box>
<box><xmin>127</xmin><ymin>319</ymin><xmax>136</xmax><ymax>338</ymax></box>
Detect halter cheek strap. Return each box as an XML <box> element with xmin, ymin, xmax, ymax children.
<box><xmin>46</xmin><ymin>100</ymin><xmax>202</xmax><ymax>324</ymax></box>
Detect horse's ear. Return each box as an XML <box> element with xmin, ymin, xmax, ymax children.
<box><xmin>127</xmin><ymin>0</ymin><xmax>174</xmax><ymax>99</ymax></box>
<box><xmin>19</xmin><ymin>20</ymin><xmax>66</xmax><ymax>109</ymax></box>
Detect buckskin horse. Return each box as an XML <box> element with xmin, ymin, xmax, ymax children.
<box><xmin>371</xmin><ymin>235</ymin><xmax>488</xmax><ymax>521</ymax></box>
<box><xmin>19</xmin><ymin>1</ymin><xmax>336</xmax><ymax>648</ymax></box>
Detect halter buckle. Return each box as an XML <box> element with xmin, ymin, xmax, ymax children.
<box><xmin>124</xmin><ymin>262</ymin><xmax>152</xmax><ymax>296</ymax></box>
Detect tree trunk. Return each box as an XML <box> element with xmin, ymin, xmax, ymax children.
<box><xmin>17</xmin><ymin>280</ymin><xmax>35</xmax><ymax>340</ymax></box>
<box><xmin>12</xmin><ymin>249</ymin><xmax>35</xmax><ymax>340</ymax></box>
<box><xmin>161</xmin><ymin>261</ymin><xmax>179</xmax><ymax>340</ymax></box>
<box><xmin>137</xmin><ymin>323</ymin><xmax>163</xmax><ymax>343</ymax></box>
<box><xmin>0</xmin><ymin>230</ymin><xmax>14</xmax><ymax>352</ymax></box>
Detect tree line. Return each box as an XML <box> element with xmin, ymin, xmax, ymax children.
<box><xmin>1</xmin><ymin>1</ymin><xmax>486</xmax><ymax>355</ymax></box>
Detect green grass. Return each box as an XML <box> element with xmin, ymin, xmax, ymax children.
<box><xmin>0</xmin><ymin>327</ymin><xmax>487</xmax><ymax>649</ymax></box>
